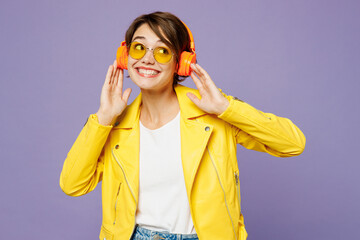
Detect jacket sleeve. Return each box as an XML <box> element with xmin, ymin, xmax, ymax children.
<box><xmin>59</xmin><ymin>114</ymin><xmax>113</xmax><ymax>196</ymax></box>
<box><xmin>218</xmin><ymin>94</ymin><xmax>306</xmax><ymax>157</ymax></box>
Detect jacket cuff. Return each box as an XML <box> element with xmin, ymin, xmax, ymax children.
<box><xmin>87</xmin><ymin>114</ymin><xmax>114</xmax><ymax>130</ymax></box>
<box><xmin>217</xmin><ymin>96</ymin><xmax>246</xmax><ymax>120</ymax></box>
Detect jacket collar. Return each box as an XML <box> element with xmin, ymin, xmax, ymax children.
<box><xmin>115</xmin><ymin>84</ymin><xmax>206</xmax><ymax>129</ymax></box>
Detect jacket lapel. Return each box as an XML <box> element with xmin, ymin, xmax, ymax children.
<box><xmin>175</xmin><ymin>85</ymin><xmax>214</xmax><ymax>199</ymax></box>
<box><xmin>112</xmin><ymin>94</ymin><xmax>142</xmax><ymax>203</ymax></box>
<box><xmin>180</xmin><ymin>116</ymin><xmax>213</xmax><ymax>199</ymax></box>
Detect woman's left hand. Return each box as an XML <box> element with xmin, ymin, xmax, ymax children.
<box><xmin>187</xmin><ymin>63</ymin><xmax>230</xmax><ymax>115</ymax></box>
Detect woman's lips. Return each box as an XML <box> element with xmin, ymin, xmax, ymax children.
<box><xmin>136</xmin><ymin>67</ymin><xmax>160</xmax><ymax>78</ymax></box>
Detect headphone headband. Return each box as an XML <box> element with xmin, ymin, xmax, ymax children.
<box><xmin>181</xmin><ymin>21</ymin><xmax>195</xmax><ymax>53</ymax></box>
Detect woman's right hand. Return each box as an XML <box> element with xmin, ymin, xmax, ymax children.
<box><xmin>96</xmin><ymin>60</ymin><xmax>132</xmax><ymax>126</ymax></box>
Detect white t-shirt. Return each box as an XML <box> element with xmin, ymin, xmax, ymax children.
<box><xmin>136</xmin><ymin>112</ymin><xmax>196</xmax><ymax>234</ymax></box>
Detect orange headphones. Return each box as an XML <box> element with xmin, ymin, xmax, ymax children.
<box><xmin>116</xmin><ymin>22</ymin><xmax>196</xmax><ymax>76</ymax></box>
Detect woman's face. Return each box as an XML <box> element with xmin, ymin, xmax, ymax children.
<box><xmin>127</xmin><ymin>24</ymin><xmax>177</xmax><ymax>92</ymax></box>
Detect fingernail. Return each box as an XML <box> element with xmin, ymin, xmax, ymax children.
<box><xmin>191</xmin><ymin>63</ymin><xmax>195</xmax><ymax>68</ymax></box>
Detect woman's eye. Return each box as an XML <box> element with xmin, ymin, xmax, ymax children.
<box><xmin>135</xmin><ymin>44</ymin><xmax>144</xmax><ymax>50</ymax></box>
<box><xmin>158</xmin><ymin>48</ymin><xmax>169</xmax><ymax>55</ymax></box>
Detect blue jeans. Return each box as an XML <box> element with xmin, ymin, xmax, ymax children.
<box><xmin>130</xmin><ymin>225</ymin><xmax>199</xmax><ymax>240</ymax></box>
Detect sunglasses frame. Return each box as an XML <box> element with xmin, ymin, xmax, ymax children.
<box><xmin>128</xmin><ymin>41</ymin><xmax>174</xmax><ymax>64</ymax></box>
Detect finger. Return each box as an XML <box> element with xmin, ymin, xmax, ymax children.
<box><xmin>109</xmin><ymin>67</ymin><xmax>116</xmax><ymax>85</ymax></box>
<box><xmin>190</xmin><ymin>63</ymin><xmax>199</xmax><ymax>72</ymax></box>
<box><xmin>113</xmin><ymin>68</ymin><xmax>120</xmax><ymax>86</ymax></box>
<box><xmin>191</xmin><ymin>63</ymin><xmax>205</xmax><ymax>79</ymax></box>
<box><xmin>194</xmin><ymin>63</ymin><xmax>216</xmax><ymax>88</ymax></box>
<box><xmin>190</xmin><ymin>71</ymin><xmax>205</xmax><ymax>92</ymax></box>
<box><xmin>186</xmin><ymin>92</ymin><xmax>201</xmax><ymax>107</ymax></box>
<box><xmin>113</xmin><ymin>59</ymin><xmax>117</xmax><ymax>73</ymax></box>
<box><xmin>190</xmin><ymin>63</ymin><xmax>201</xmax><ymax>77</ymax></box>
<box><xmin>110</xmin><ymin>60</ymin><xmax>117</xmax><ymax>84</ymax></box>
<box><xmin>117</xmin><ymin>68</ymin><xmax>124</xmax><ymax>90</ymax></box>
<box><xmin>194</xmin><ymin>64</ymin><xmax>209</xmax><ymax>78</ymax></box>
<box><xmin>191</xmin><ymin>64</ymin><xmax>207</xmax><ymax>86</ymax></box>
<box><xmin>122</xmin><ymin>88</ymin><xmax>132</xmax><ymax>103</ymax></box>
<box><xmin>105</xmin><ymin>65</ymin><xmax>113</xmax><ymax>85</ymax></box>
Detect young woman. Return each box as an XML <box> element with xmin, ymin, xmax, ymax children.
<box><xmin>60</xmin><ymin>11</ymin><xmax>305</xmax><ymax>240</ymax></box>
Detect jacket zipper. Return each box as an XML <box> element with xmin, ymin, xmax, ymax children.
<box><xmin>207</xmin><ymin>147</ymin><xmax>238</xmax><ymax>240</ymax></box>
<box><xmin>195</xmin><ymin>118</ymin><xmax>237</xmax><ymax>240</ymax></box>
<box><xmin>113</xmin><ymin>183</ymin><xmax>121</xmax><ymax>225</ymax></box>
<box><xmin>111</xmin><ymin>148</ymin><xmax>138</xmax><ymax>231</ymax></box>
<box><xmin>234</xmin><ymin>171</ymin><xmax>241</xmax><ymax>213</ymax></box>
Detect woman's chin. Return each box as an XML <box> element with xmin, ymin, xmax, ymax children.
<box><xmin>131</xmin><ymin>76</ymin><xmax>173</xmax><ymax>92</ymax></box>
<box><xmin>132</xmin><ymin>77</ymin><xmax>157</xmax><ymax>89</ymax></box>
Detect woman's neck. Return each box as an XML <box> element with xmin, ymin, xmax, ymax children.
<box><xmin>140</xmin><ymin>86</ymin><xmax>180</xmax><ymax>130</ymax></box>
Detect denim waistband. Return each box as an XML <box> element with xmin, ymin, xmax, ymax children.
<box><xmin>131</xmin><ymin>225</ymin><xmax>199</xmax><ymax>240</ymax></box>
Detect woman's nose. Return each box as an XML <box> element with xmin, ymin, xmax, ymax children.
<box><xmin>141</xmin><ymin>49</ymin><xmax>155</xmax><ymax>64</ymax></box>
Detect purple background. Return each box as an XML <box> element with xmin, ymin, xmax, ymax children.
<box><xmin>1</xmin><ymin>0</ymin><xmax>359</xmax><ymax>239</ymax></box>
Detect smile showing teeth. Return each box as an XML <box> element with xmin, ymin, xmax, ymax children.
<box><xmin>137</xmin><ymin>68</ymin><xmax>159</xmax><ymax>76</ymax></box>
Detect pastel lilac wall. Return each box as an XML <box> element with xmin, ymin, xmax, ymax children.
<box><xmin>1</xmin><ymin>0</ymin><xmax>359</xmax><ymax>239</ymax></box>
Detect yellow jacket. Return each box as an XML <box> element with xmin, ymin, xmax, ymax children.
<box><xmin>60</xmin><ymin>84</ymin><xmax>305</xmax><ymax>240</ymax></box>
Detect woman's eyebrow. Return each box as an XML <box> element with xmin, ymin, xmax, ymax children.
<box><xmin>132</xmin><ymin>36</ymin><xmax>145</xmax><ymax>42</ymax></box>
<box><xmin>132</xmin><ymin>36</ymin><xmax>163</xmax><ymax>43</ymax></box>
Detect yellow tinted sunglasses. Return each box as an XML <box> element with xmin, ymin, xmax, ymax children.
<box><xmin>129</xmin><ymin>42</ymin><xmax>173</xmax><ymax>64</ymax></box>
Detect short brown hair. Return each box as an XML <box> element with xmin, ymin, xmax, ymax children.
<box><xmin>125</xmin><ymin>11</ymin><xmax>192</xmax><ymax>85</ymax></box>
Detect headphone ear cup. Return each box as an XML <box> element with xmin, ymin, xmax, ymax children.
<box><xmin>116</xmin><ymin>45</ymin><xmax>128</xmax><ymax>70</ymax></box>
<box><xmin>177</xmin><ymin>51</ymin><xmax>196</xmax><ymax>76</ymax></box>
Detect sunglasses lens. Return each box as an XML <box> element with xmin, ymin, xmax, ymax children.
<box><xmin>129</xmin><ymin>42</ymin><xmax>146</xmax><ymax>59</ymax></box>
<box><xmin>154</xmin><ymin>47</ymin><xmax>172</xmax><ymax>64</ymax></box>
<box><xmin>129</xmin><ymin>42</ymin><xmax>173</xmax><ymax>64</ymax></box>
